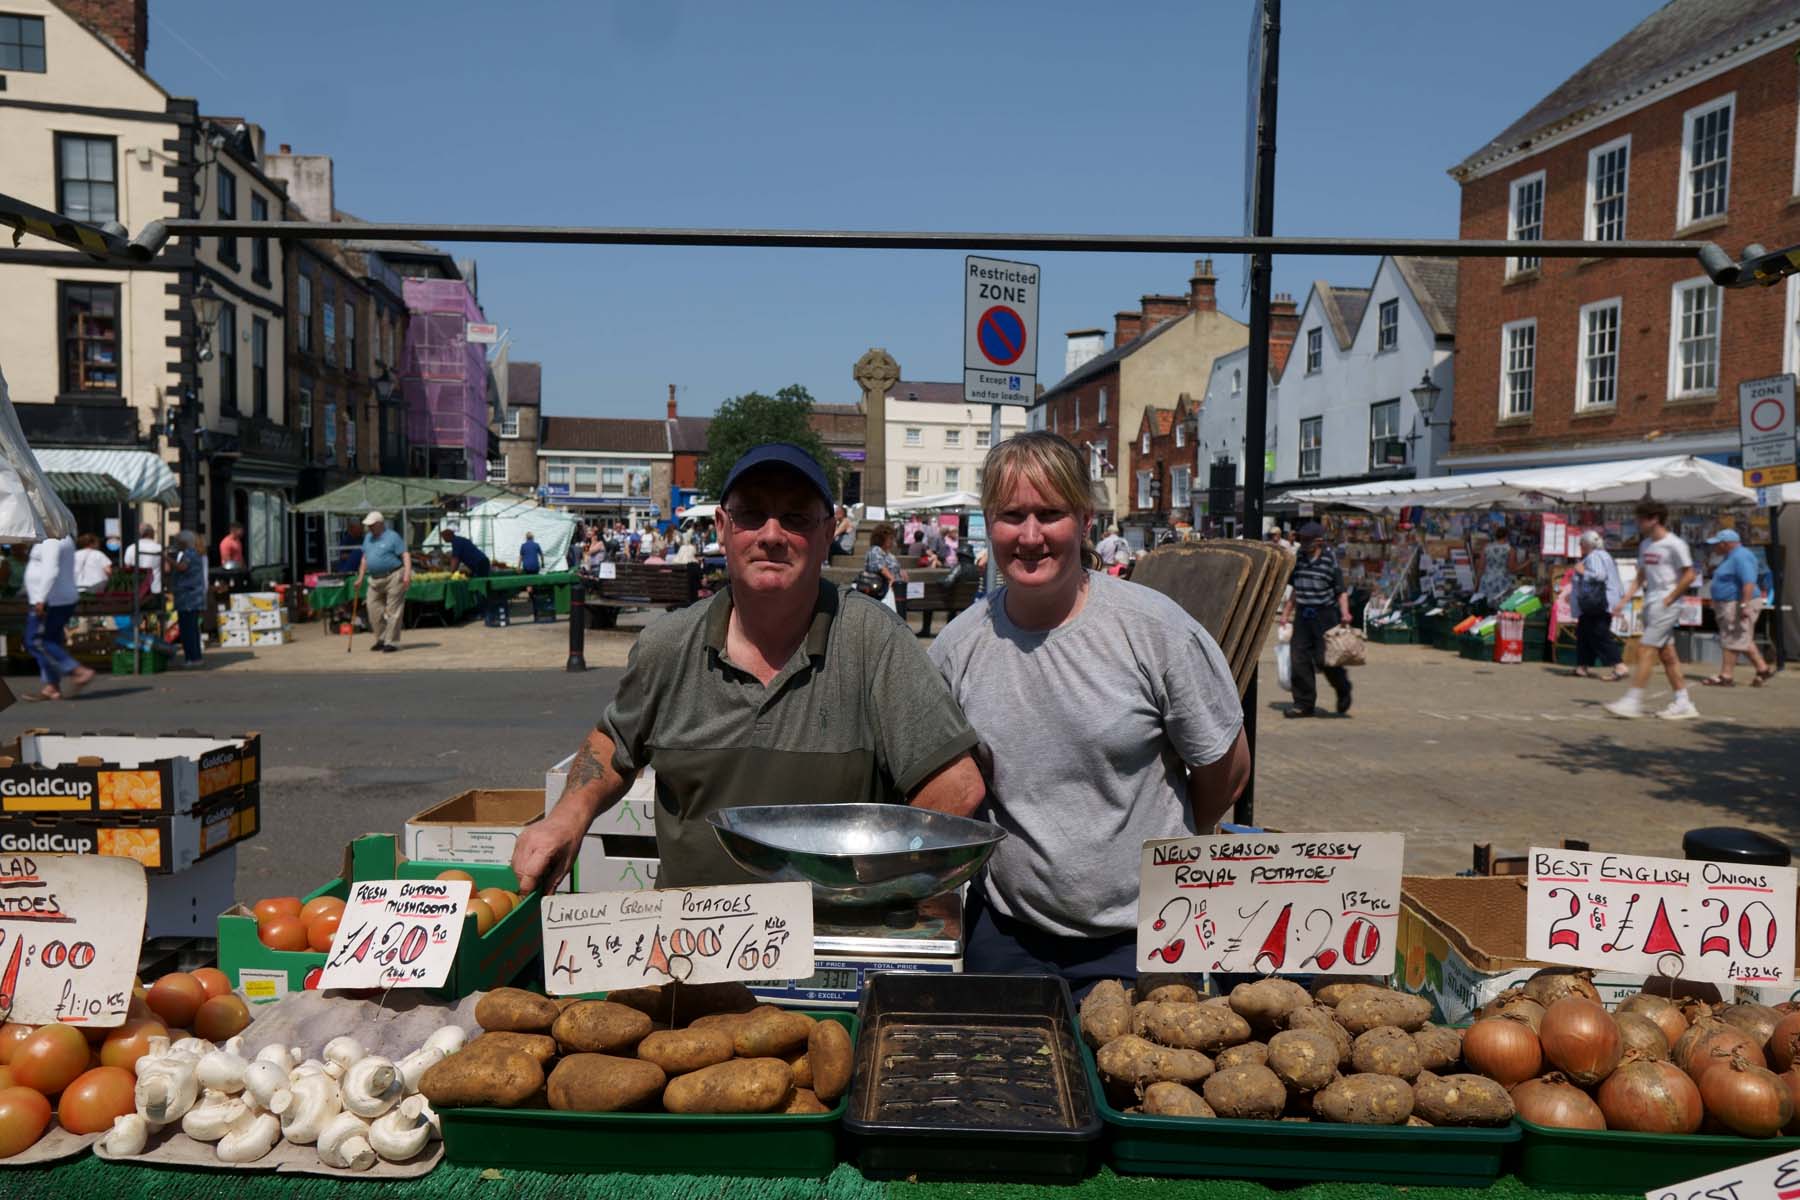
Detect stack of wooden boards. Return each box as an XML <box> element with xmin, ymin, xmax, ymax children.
<box><xmin>1128</xmin><ymin>540</ymin><xmax>1294</xmax><ymax>697</ymax></box>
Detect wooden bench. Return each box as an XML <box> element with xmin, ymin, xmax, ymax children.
<box><xmin>908</xmin><ymin>573</ymin><xmax>981</xmax><ymax>635</ymax></box>
<box><xmin>582</xmin><ymin>562</ymin><xmax>703</xmax><ymax>628</ymax></box>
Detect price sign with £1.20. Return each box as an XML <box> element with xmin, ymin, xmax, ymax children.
<box><xmin>1526</xmin><ymin>847</ymin><xmax>1796</xmax><ymax>988</ymax></box>
<box><xmin>318</xmin><ymin>879</ymin><xmax>471</xmax><ymax>991</ymax></box>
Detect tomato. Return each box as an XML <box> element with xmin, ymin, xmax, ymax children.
<box><xmin>252</xmin><ymin>897</ymin><xmax>301</xmax><ymax>922</ymax></box>
<box><xmin>257</xmin><ymin>916</ymin><xmax>308</xmax><ymax>952</ymax></box>
<box><xmin>299</xmin><ymin>896</ymin><xmax>345</xmax><ymax>923</ymax></box>
<box><xmin>466</xmin><ymin>897</ymin><xmax>495</xmax><ymax>936</ymax></box>
<box><xmin>0</xmin><ymin>1086</ymin><xmax>51</xmax><ymax>1158</ymax></box>
<box><xmin>145</xmin><ymin>974</ymin><xmax>205</xmax><ymax>1029</ymax></box>
<box><xmin>0</xmin><ymin>1067</ymin><xmax>13</xmax><ymax>1089</ymax></box>
<box><xmin>477</xmin><ymin>888</ymin><xmax>515</xmax><ymax>920</ymax></box>
<box><xmin>306</xmin><ymin>910</ymin><xmax>342</xmax><ymax>952</ymax></box>
<box><xmin>188</xmin><ymin>968</ymin><xmax>232</xmax><ymax>1000</ymax></box>
<box><xmin>56</xmin><ymin>1065</ymin><xmax>135</xmax><ymax>1134</ymax></box>
<box><xmin>11</xmin><ymin>1025</ymin><xmax>89</xmax><ymax>1096</ymax></box>
<box><xmin>193</xmin><ymin>995</ymin><xmax>250</xmax><ymax>1043</ymax></box>
<box><xmin>436</xmin><ymin>869</ymin><xmax>474</xmax><ymax>883</ymax></box>
<box><xmin>0</xmin><ymin>1025</ymin><xmax>32</xmax><ymax>1066</ymax></box>
<box><xmin>99</xmin><ymin>1019</ymin><xmax>168</xmax><ymax>1073</ymax></box>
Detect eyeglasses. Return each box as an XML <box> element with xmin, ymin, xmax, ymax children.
<box><xmin>723</xmin><ymin>507</ymin><xmax>824</xmax><ymax>534</ymax></box>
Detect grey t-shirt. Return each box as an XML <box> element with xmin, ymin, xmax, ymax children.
<box><xmin>929</xmin><ymin>570</ymin><xmax>1244</xmax><ymax>938</ymax></box>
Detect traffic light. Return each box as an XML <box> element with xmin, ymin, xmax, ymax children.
<box><xmin>1698</xmin><ymin>241</ymin><xmax>1800</xmax><ymax>289</ymax></box>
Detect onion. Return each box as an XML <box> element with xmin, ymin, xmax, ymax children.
<box><xmin>1617</xmin><ymin>993</ymin><xmax>1688</xmax><ymax>1047</ymax></box>
<box><xmin>1698</xmin><ymin>1052</ymin><xmax>1793</xmax><ymax>1138</ymax></box>
<box><xmin>1511</xmin><ymin>1073</ymin><xmax>1606</xmax><ymax>1130</ymax></box>
<box><xmin>1778</xmin><ymin>1068</ymin><xmax>1800</xmax><ymax>1135</ymax></box>
<box><xmin>1640</xmin><ymin>977</ymin><xmax>1723</xmax><ymax>1005</ymax></box>
<box><xmin>1675</xmin><ymin>1020</ymin><xmax>1765</xmax><ymax>1086</ymax></box>
<box><xmin>1613</xmin><ymin>1012</ymin><xmax>1671</xmax><ymax>1062</ymax></box>
<box><xmin>1481</xmin><ymin>994</ymin><xmax>1547</xmax><ymax>1034</ymax></box>
<box><xmin>1720</xmin><ymin>1003</ymin><xmax>1783</xmax><ymax>1047</ymax></box>
<box><xmin>1462</xmin><ymin>1018</ymin><xmax>1543</xmax><ymax>1087</ymax></box>
<box><xmin>1769</xmin><ymin>1012</ymin><xmax>1800</xmax><ymax>1073</ymax></box>
<box><xmin>1597</xmin><ymin>1060</ymin><xmax>1704</xmax><ymax>1134</ymax></box>
<box><xmin>1541</xmin><ymin>996</ymin><xmax>1623</xmax><ymax>1086</ymax></box>
<box><xmin>1522</xmin><ymin>968</ymin><xmax>1602</xmax><ymax>1009</ymax></box>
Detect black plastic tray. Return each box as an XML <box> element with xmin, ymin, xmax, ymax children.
<box><xmin>844</xmin><ymin>972</ymin><xmax>1101</xmax><ymax>1182</ymax></box>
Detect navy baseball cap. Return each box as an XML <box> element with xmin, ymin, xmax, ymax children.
<box><xmin>720</xmin><ymin>442</ymin><xmax>833</xmax><ymax>509</ymax></box>
<box><xmin>1297</xmin><ymin>521</ymin><xmax>1328</xmax><ymax>541</ymax></box>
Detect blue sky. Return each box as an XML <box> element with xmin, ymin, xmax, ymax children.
<box><xmin>146</xmin><ymin>1</ymin><xmax>1655</xmax><ymax>418</ymax></box>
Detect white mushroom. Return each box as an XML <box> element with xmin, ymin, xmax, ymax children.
<box><xmin>255</xmin><ymin>1043</ymin><xmax>299</xmax><ymax>1068</ymax></box>
<box><xmin>341</xmin><ymin>1055</ymin><xmax>403</xmax><ymax>1118</ymax></box>
<box><xmin>197</xmin><ymin>1047</ymin><xmax>249</xmax><ymax>1094</ymax></box>
<box><xmin>317</xmin><ymin>1111</ymin><xmax>377</xmax><ymax>1171</ymax></box>
<box><xmin>396</xmin><ymin>1046</ymin><xmax>444</xmax><ymax>1094</ymax></box>
<box><xmin>275</xmin><ymin>1072</ymin><xmax>342</xmax><ymax>1145</ymax></box>
<box><xmin>323</xmin><ymin>1036</ymin><xmax>366</xmax><ymax>1078</ymax></box>
<box><xmin>241</xmin><ymin>1059</ymin><xmax>290</xmax><ymax>1112</ymax></box>
<box><xmin>418</xmin><ymin>1097</ymin><xmax>441</xmax><ymax>1142</ymax></box>
<box><xmin>170</xmin><ymin>1037</ymin><xmax>217</xmax><ymax>1059</ymax></box>
<box><xmin>181</xmin><ymin>1089</ymin><xmax>250</xmax><ymax>1142</ymax></box>
<box><xmin>134</xmin><ymin>1055</ymin><xmax>199</xmax><ymax>1127</ymax></box>
<box><xmin>101</xmin><ymin>1113</ymin><xmax>148</xmax><ymax>1157</ymax></box>
<box><xmin>223</xmin><ymin>1035</ymin><xmax>247</xmax><ymax>1057</ymax></box>
<box><xmin>422</xmin><ymin>1026</ymin><xmax>467</xmax><ymax>1056</ymax></box>
<box><xmin>368</xmin><ymin>1095</ymin><xmax>432</xmax><ymax>1162</ymax></box>
<box><xmin>216</xmin><ymin>1111</ymin><xmax>281</xmax><ymax>1164</ymax></box>
<box><xmin>292</xmin><ymin>1059</ymin><xmax>333</xmax><ymax>1081</ymax></box>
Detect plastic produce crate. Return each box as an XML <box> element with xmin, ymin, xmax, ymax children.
<box><xmin>1079</xmin><ymin>1035</ymin><xmax>1517</xmax><ymax>1184</ymax></box>
<box><xmin>1516</xmin><ymin>1116</ymin><xmax>1800</xmax><ymax>1194</ymax></box>
<box><xmin>436</xmin><ymin>1010</ymin><xmax>855</xmax><ymax>1177</ymax></box>
<box><xmin>1369</xmin><ymin>623</ymin><xmax>1416</xmax><ymax>645</ymax></box>
<box><xmin>845</xmin><ymin>972</ymin><xmax>1101</xmax><ymax>1182</ymax></box>
<box><xmin>112</xmin><ymin>647</ymin><xmax>168</xmax><ymax>674</ymax></box>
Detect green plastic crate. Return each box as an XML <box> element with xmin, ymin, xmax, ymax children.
<box><xmin>1458</xmin><ymin>635</ymin><xmax>1490</xmax><ymax>661</ymax></box>
<box><xmin>1516</xmin><ymin>1116</ymin><xmax>1800</xmax><ymax>1193</ymax></box>
<box><xmin>1369</xmin><ymin>624</ymin><xmax>1416</xmax><ymax>645</ymax></box>
<box><xmin>112</xmin><ymin>647</ymin><xmax>168</xmax><ymax>674</ymax></box>
<box><xmin>437</xmin><ymin>1010</ymin><xmax>855</xmax><ymax>1177</ymax></box>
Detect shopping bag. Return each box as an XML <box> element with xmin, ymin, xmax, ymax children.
<box><xmin>1324</xmin><ymin>625</ymin><xmax>1366</xmax><ymax>668</ymax></box>
<box><xmin>1275</xmin><ymin>641</ymin><xmax>1292</xmax><ymax>692</ymax></box>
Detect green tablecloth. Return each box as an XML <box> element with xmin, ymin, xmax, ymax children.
<box><xmin>466</xmin><ymin>569</ymin><xmax>578</xmax><ymax>615</ymax></box>
<box><xmin>306</xmin><ymin>577</ymin><xmax>476</xmax><ymax>622</ymax></box>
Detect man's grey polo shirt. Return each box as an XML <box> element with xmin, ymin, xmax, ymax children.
<box><xmin>599</xmin><ymin>581</ymin><xmax>979</xmax><ymax>887</ymax></box>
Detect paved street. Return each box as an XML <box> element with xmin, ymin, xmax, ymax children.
<box><xmin>4</xmin><ymin>615</ymin><xmax>1796</xmax><ymax>905</ymax></box>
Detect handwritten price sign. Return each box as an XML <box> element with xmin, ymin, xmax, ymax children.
<box><xmin>1526</xmin><ymin>847</ymin><xmax>1796</xmax><ymax>987</ymax></box>
<box><xmin>1137</xmin><ymin>833</ymin><xmax>1404</xmax><ymax>975</ymax></box>
<box><xmin>540</xmin><ymin>881</ymin><xmax>813</xmax><ymax>995</ymax></box>
<box><xmin>317</xmin><ymin>879</ymin><xmax>471</xmax><ymax>991</ymax></box>
<box><xmin>1648</xmin><ymin>1143</ymin><xmax>1800</xmax><ymax>1200</ymax></box>
<box><xmin>0</xmin><ymin>854</ymin><xmax>146</xmax><ymax>1027</ymax></box>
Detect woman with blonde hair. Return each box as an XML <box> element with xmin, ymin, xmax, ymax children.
<box><xmin>927</xmin><ymin>431</ymin><xmax>1250</xmax><ymax>994</ymax></box>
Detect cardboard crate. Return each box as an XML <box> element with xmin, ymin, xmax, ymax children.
<box><xmin>0</xmin><ymin>731</ymin><xmax>260</xmax><ymax>816</ymax></box>
<box><xmin>405</xmin><ymin>789</ymin><xmax>544</xmax><ymax>865</ymax></box>
<box><xmin>249</xmin><ymin>627</ymin><xmax>291</xmax><ymax>646</ymax></box>
<box><xmin>223</xmin><ymin>609</ymin><xmax>287</xmax><ymax>633</ymax></box>
<box><xmin>572</xmin><ymin>852</ymin><xmax>660</xmax><ymax>892</ymax></box>
<box><xmin>0</xmin><ymin>784</ymin><xmax>258</xmax><ymax>874</ymax></box>
<box><xmin>229</xmin><ymin>592</ymin><xmax>282</xmax><ymax>613</ymax></box>
<box><xmin>219</xmin><ymin>628</ymin><xmax>252</xmax><ymax>649</ymax></box>
<box><xmin>544</xmin><ymin>755</ymin><xmax>656</xmax><ymax>836</ymax></box>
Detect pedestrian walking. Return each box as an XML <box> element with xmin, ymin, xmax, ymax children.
<box><xmin>1699</xmin><ymin>527</ymin><xmax>1773</xmax><ymax>688</ymax></box>
<box><xmin>74</xmin><ymin>533</ymin><xmax>112</xmax><ymax>593</ymax></box>
<box><xmin>1095</xmin><ymin>524</ymin><xmax>1131</xmax><ymax>572</ymax></box>
<box><xmin>168</xmin><ymin>530</ymin><xmax>208</xmax><ymax>668</ymax></box>
<box><xmin>1605</xmin><ymin>500</ymin><xmax>1698</xmax><ymax>720</ymax></box>
<box><xmin>351</xmin><ymin>511</ymin><xmax>412</xmax><ymax>653</ymax></box>
<box><xmin>121</xmin><ymin>522</ymin><xmax>163</xmax><ymax>595</ymax></box>
<box><xmin>1280</xmin><ymin>521</ymin><xmax>1353</xmax><ymax>718</ymax></box>
<box><xmin>23</xmin><ymin>534</ymin><xmax>93</xmax><ymax>701</ymax></box>
<box><xmin>863</xmin><ymin>523</ymin><xmax>904</xmax><ymax>615</ymax></box>
<box><xmin>1568</xmin><ymin>530</ymin><xmax>1627</xmax><ymax>680</ymax></box>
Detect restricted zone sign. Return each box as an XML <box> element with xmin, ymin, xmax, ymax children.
<box><xmin>964</xmin><ymin>256</ymin><xmax>1039</xmax><ymax>406</ymax></box>
<box><xmin>1739</xmin><ymin>373</ymin><xmax>1797</xmax><ymax>488</ymax></box>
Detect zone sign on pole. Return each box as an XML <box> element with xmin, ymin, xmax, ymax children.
<box><xmin>1738</xmin><ymin>373</ymin><xmax>1797</xmax><ymax>488</ymax></box>
<box><xmin>964</xmin><ymin>256</ymin><xmax>1039</xmax><ymax>407</ymax></box>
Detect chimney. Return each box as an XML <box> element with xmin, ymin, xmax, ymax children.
<box><xmin>1267</xmin><ymin>293</ymin><xmax>1300</xmax><ymax>375</ymax></box>
<box><xmin>1064</xmin><ymin>329</ymin><xmax>1106</xmax><ymax>374</ymax></box>
<box><xmin>1114</xmin><ymin>310</ymin><xmax>1144</xmax><ymax>347</ymax></box>
<box><xmin>280</xmin><ymin>144</ymin><xmax>292</xmax><ymax>154</ymax></box>
<box><xmin>63</xmin><ymin>0</ymin><xmax>147</xmax><ymax>67</ymax></box>
<box><xmin>667</xmin><ymin>383</ymin><xmax>678</xmax><ymax>420</ymax></box>
<box><xmin>262</xmin><ymin>150</ymin><xmax>335</xmax><ymax>223</ymax></box>
<box><xmin>1188</xmin><ymin>258</ymin><xmax>1218</xmax><ymax>313</ymax></box>
<box><xmin>1141</xmin><ymin>294</ymin><xmax>1189</xmax><ymax>326</ymax></box>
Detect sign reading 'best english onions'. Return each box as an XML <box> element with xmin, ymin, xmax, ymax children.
<box><xmin>1525</xmin><ymin>847</ymin><xmax>1797</xmax><ymax>988</ymax></box>
<box><xmin>1137</xmin><ymin>833</ymin><xmax>1404</xmax><ymax>975</ymax></box>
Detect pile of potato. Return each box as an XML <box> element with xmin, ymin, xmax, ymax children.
<box><xmin>1081</xmin><ymin>977</ymin><xmax>1513</xmax><ymax>1127</ymax></box>
<box><xmin>419</xmin><ymin>983</ymin><xmax>852</xmax><ymax>1116</ymax></box>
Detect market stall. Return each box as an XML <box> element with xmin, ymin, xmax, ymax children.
<box><xmin>304</xmin><ymin>573</ymin><xmax>479</xmax><ymax>626</ymax></box>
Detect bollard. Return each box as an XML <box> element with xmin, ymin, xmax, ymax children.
<box><xmin>566</xmin><ymin>580</ymin><xmax>587</xmax><ymax>672</ymax></box>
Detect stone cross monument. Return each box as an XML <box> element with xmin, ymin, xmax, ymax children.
<box><xmin>853</xmin><ymin>348</ymin><xmax>899</xmax><ymax>509</ymax></box>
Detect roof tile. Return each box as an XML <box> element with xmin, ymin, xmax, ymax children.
<box><xmin>539</xmin><ymin>417</ymin><xmax>670</xmax><ymax>454</ymax></box>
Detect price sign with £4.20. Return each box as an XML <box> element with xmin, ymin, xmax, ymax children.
<box><xmin>318</xmin><ymin>879</ymin><xmax>471</xmax><ymax>991</ymax></box>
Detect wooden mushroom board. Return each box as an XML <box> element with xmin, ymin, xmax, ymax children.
<box><xmin>94</xmin><ymin>1122</ymin><xmax>441</xmax><ymax>1179</ymax></box>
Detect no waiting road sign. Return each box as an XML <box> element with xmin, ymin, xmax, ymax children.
<box><xmin>1739</xmin><ymin>373</ymin><xmax>1797</xmax><ymax>488</ymax></box>
<box><xmin>964</xmin><ymin>256</ymin><xmax>1039</xmax><ymax>406</ymax></box>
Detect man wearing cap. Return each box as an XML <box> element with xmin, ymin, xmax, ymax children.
<box><xmin>351</xmin><ymin>511</ymin><xmax>411</xmax><ymax>653</ymax></box>
<box><xmin>512</xmin><ymin>442</ymin><xmax>986</xmax><ymax>893</ymax></box>
<box><xmin>1700</xmin><ymin>527</ymin><xmax>1773</xmax><ymax>688</ymax></box>
<box><xmin>1279</xmin><ymin>521</ymin><xmax>1354</xmax><ymax>718</ymax></box>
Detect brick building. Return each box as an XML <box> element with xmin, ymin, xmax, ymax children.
<box><xmin>808</xmin><ymin>402</ymin><xmax>866</xmax><ymax>504</ymax></box>
<box><xmin>1127</xmin><ymin>394</ymin><xmax>1195</xmax><ymax>528</ymax></box>
<box><xmin>1446</xmin><ymin>0</ymin><xmax>1800</xmax><ymax>472</ymax></box>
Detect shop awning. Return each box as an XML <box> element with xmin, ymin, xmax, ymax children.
<box><xmin>292</xmin><ymin>475</ymin><xmax>513</xmax><ymax>515</ymax></box>
<box><xmin>0</xmin><ymin>368</ymin><xmax>76</xmax><ymax>542</ymax></box>
<box><xmin>32</xmin><ymin>447</ymin><xmax>179</xmax><ymax>505</ymax></box>
<box><xmin>1285</xmin><ymin>455</ymin><xmax>1761</xmax><ymax>512</ymax></box>
<box><xmin>896</xmin><ymin>491</ymin><xmax>982</xmax><ymax>511</ymax></box>
<box><xmin>44</xmin><ymin>471</ymin><xmax>128</xmax><ymax>504</ymax></box>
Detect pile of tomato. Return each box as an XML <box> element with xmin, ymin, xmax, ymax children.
<box><xmin>251</xmin><ymin>894</ymin><xmax>344</xmax><ymax>952</ymax></box>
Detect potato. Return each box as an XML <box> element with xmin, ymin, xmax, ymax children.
<box><xmin>807</xmin><ymin>1020</ymin><xmax>854</xmax><ymax>1103</ymax></box>
<box><xmin>1312</xmin><ymin>979</ymin><xmax>1385</xmax><ymax>1008</ymax></box>
<box><xmin>475</xmin><ymin>987</ymin><xmax>561</xmax><ymax>1033</ymax></box>
<box><xmin>1286</xmin><ymin>1006</ymin><xmax>1354</xmax><ymax>1067</ymax></box>
<box><xmin>784</xmin><ymin>1088</ymin><xmax>829</xmax><ymax>1114</ymax></box>
<box><xmin>1406</xmin><ymin>1114</ymin><xmax>1434</xmax><ymax>1127</ymax></box>
<box><xmin>1096</xmin><ymin>1035</ymin><xmax>1214</xmax><ymax>1089</ymax></box>
<box><xmin>663</xmin><ymin>1057</ymin><xmax>794</xmax><ymax>1114</ymax></box>
<box><xmin>553</xmin><ymin>1000</ymin><xmax>654</xmax><ymax>1054</ymax></box>
<box><xmin>1080</xmin><ymin>979</ymin><xmax>1133</xmax><ymax>1048</ymax></box>
<box><xmin>1141</xmin><ymin>983</ymin><xmax>1201</xmax><ymax>1005</ymax></box>
<box><xmin>1312</xmin><ymin>1073</ymin><xmax>1415</xmax><ymax>1125</ymax></box>
<box><xmin>1134</xmin><ymin>1002</ymin><xmax>1252</xmax><ymax>1052</ymax></box>
<box><xmin>1215</xmin><ymin>1042</ymin><xmax>1269</xmax><ymax>1070</ymax></box>
<box><xmin>785</xmin><ymin>1051</ymin><xmax>814</xmax><ymax>1089</ymax></box>
<box><xmin>733</xmin><ymin>1009</ymin><xmax>816</xmax><ymax>1058</ymax></box>
<box><xmin>1142</xmin><ymin>1081</ymin><xmax>1214</xmax><ymax>1117</ymax></box>
<box><xmin>420</xmin><ymin>1047</ymin><xmax>544</xmax><ymax>1108</ymax></box>
<box><xmin>689</xmin><ymin>1008</ymin><xmax>768</xmax><ymax>1034</ymax></box>
<box><xmin>546</xmin><ymin>1053</ymin><xmax>666</xmax><ymax>1111</ymax></box>
<box><xmin>1411</xmin><ymin>1071</ymin><xmax>1515</xmax><ymax>1126</ymax></box>
<box><xmin>1202</xmin><ymin>1063</ymin><xmax>1288</xmax><ymax>1120</ymax></box>
<box><xmin>1413</xmin><ymin>1025</ymin><xmax>1464</xmax><ymax>1073</ymax></box>
<box><xmin>1229</xmin><ymin>978</ymin><xmax>1313</xmax><ymax>1032</ymax></box>
<box><xmin>1351</xmin><ymin>1026</ymin><xmax>1423</xmax><ymax>1080</ymax></box>
<box><xmin>637</xmin><ymin>1027</ymin><xmax>735</xmax><ymax>1076</ymax></box>
<box><xmin>466</xmin><ymin>1031</ymin><xmax>559</xmax><ymax>1066</ymax></box>
<box><xmin>1267</xmin><ymin>1029</ymin><xmax>1339</xmax><ymax>1092</ymax></box>
<box><xmin>1333</xmin><ymin>989</ymin><xmax>1432</xmax><ymax>1035</ymax></box>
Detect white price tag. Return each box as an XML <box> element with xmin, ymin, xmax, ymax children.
<box><xmin>541</xmin><ymin>881</ymin><xmax>814</xmax><ymax>994</ymax></box>
<box><xmin>905</xmin><ymin>581</ymin><xmax>924</xmax><ymax>600</ymax></box>
<box><xmin>1137</xmin><ymin>833</ymin><xmax>1403</xmax><ymax>975</ymax></box>
<box><xmin>1527</xmin><ymin>847</ymin><xmax>1796</xmax><ymax>988</ymax></box>
<box><xmin>318</xmin><ymin>879</ymin><xmax>471</xmax><ymax>991</ymax></box>
<box><xmin>598</xmin><ymin>562</ymin><xmax>617</xmax><ymax>580</ymax></box>
<box><xmin>1647</xmin><ymin>1144</ymin><xmax>1800</xmax><ymax>1200</ymax></box>
<box><xmin>0</xmin><ymin>854</ymin><xmax>146</xmax><ymax>1027</ymax></box>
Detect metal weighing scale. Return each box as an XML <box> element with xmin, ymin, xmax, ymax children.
<box><xmin>707</xmin><ymin>804</ymin><xmax>1001</xmax><ymax>1009</ymax></box>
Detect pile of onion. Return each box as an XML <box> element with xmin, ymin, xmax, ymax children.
<box><xmin>1698</xmin><ymin>1053</ymin><xmax>1793</xmax><ymax>1138</ymax></box>
<box><xmin>1613</xmin><ymin>1012</ymin><xmax>1671</xmax><ymax>1062</ymax></box>
<box><xmin>1462</xmin><ymin>1017</ymin><xmax>1542</xmax><ymax>1087</ymax></box>
<box><xmin>1511</xmin><ymin>1073</ymin><xmax>1605</xmax><ymax>1130</ymax></box>
<box><xmin>1540</xmin><ymin>996</ymin><xmax>1622</xmax><ymax>1086</ymax></box>
<box><xmin>1597</xmin><ymin>1060</ymin><xmax>1704</xmax><ymax>1134</ymax></box>
<box><xmin>1675</xmin><ymin>1019</ymin><xmax>1765</xmax><ymax>1086</ymax></box>
<box><xmin>1481</xmin><ymin>992</ymin><xmax>1548</xmax><ymax>1034</ymax></box>
<box><xmin>1767</xmin><ymin>1011</ymin><xmax>1800</xmax><ymax>1073</ymax></box>
<box><xmin>1522</xmin><ymin>968</ymin><xmax>1602</xmax><ymax>1009</ymax></box>
<box><xmin>1616</xmin><ymin>993</ymin><xmax>1687</xmax><ymax>1048</ymax></box>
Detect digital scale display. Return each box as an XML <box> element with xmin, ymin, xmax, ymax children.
<box><xmin>746</xmin><ymin>957</ymin><xmax>960</xmax><ymax>1008</ymax></box>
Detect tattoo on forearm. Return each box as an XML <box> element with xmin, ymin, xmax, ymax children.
<box><xmin>566</xmin><ymin>743</ymin><xmax>610</xmax><ymax>792</ymax></box>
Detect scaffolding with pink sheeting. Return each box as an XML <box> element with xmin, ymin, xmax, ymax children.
<box><xmin>401</xmin><ymin>277</ymin><xmax>490</xmax><ymax>480</ymax></box>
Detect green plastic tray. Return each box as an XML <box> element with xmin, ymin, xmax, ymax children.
<box><xmin>1516</xmin><ymin>1116</ymin><xmax>1800</xmax><ymax>1193</ymax></box>
<box><xmin>438</xmin><ymin>1010</ymin><xmax>855</xmax><ymax>1177</ymax></box>
<box><xmin>1078</xmin><ymin>1038</ymin><xmax>1518</xmax><ymax>1184</ymax></box>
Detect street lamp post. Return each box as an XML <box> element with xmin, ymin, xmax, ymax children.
<box><xmin>1409</xmin><ymin>370</ymin><xmax>1447</xmax><ymax>475</ymax></box>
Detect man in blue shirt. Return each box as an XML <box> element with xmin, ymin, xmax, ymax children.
<box><xmin>1701</xmin><ymin>528</ymin><xmax>1771</xmax><ymax>687</ymax></box>
<box><xmin>442</xmin><ymin>527</ymin><xmax>497</xmax><ymax>624</ymax></box>
<box><xmin>518</xmin><ymin>532</ymin><xmax>543</xmax><ymax>574</ymax></box>
<box><xmin>351</xmin><ymin>511</ymin><xmax>411</xmax><ymax>653</ymax></box>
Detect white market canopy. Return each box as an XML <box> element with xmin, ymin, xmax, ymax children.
<box><xmin>1286</xmin><ymin>455</ymin><xmax>1781</xmax><ymax>512</ymax></box>
<box><xmin>453</xmin><ymin>495</ymin><xmax>577</xmax><ymax>569</ymax></box>
<box><xmin>32</xmin><ymin>447</ymin><xmax>178</xmax><ymax>505</ymax></box>
<box><xmin>0</xmin><ymin>367</ymin><xmax>76</xmax><ymax>542</ymax></box>
<box><xmin>895</xmin><ymin>490</ymin><xmax>982</xmax><ymax>512</ymax></box>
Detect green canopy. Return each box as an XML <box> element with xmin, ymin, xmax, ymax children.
<box><xmin>44</xmin><ymin>471</ymin><xmax>129</xmax><ymax>504</ymax></box>
<box><xmin>292</xmin><ymin>476</ymin><xmax>512</xmax><ymax>516</ymax></box>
